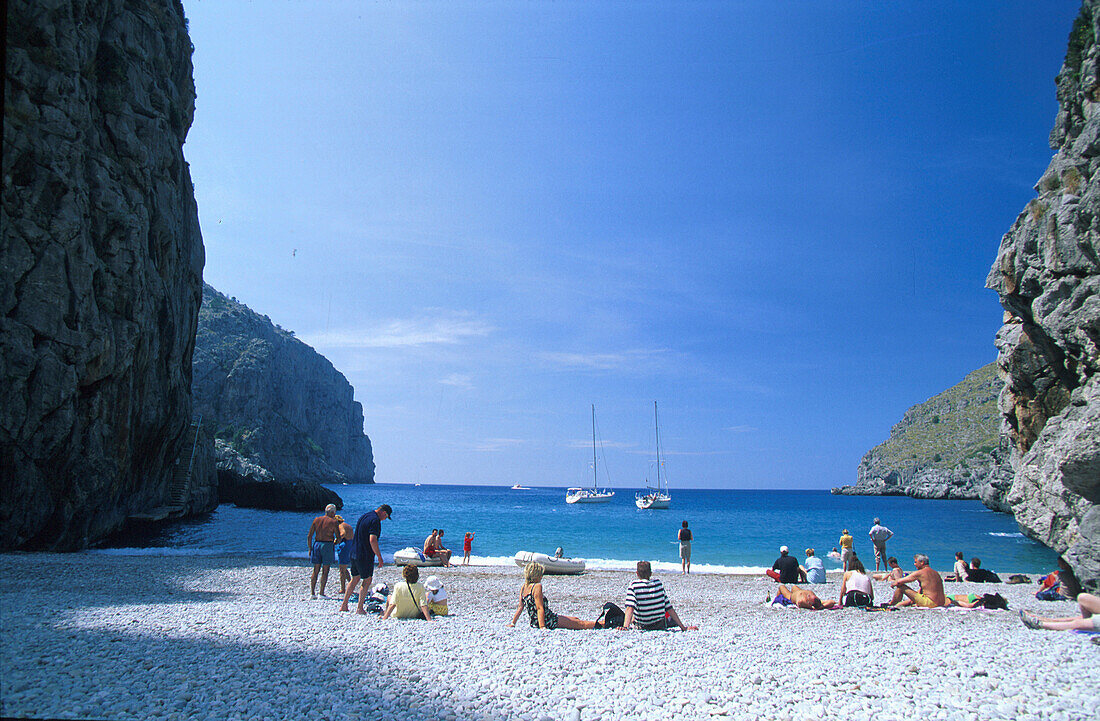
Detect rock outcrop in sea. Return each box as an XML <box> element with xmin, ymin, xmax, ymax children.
<box><xmin>832</xmin><ymin>364</ymin><xmax>1013</xmax><ymax>507</ymax></box>
<box><xmin>987</xmin><ymin>2</ymin><xmax>1100</xmax><ymax>592</ymax></box>
<box><xmin>193</xmin><ymin>285</ymin><xmax>375</xmax><ymax>503</ymax></box>
<box><xmin>1</xmin><ymin>0</ymin><xmax>217</xmax><ymax>549</ymax></box>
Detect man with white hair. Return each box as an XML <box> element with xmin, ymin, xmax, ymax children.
<box><xmin>307</xmin><ymin>503</ymin><xmax>340</xmax><ymax>598</ymax></box>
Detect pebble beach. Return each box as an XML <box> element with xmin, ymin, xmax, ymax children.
<box><xmin>2</xmin><ymin>553</ymin><xmax>1098</xmax><ymax>721</ymax></box>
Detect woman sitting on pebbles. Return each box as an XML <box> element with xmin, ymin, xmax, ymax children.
<box><xmin>508</xmin><ymin>562</ymin><xmax>595</xmax><ymax>629</ymax></box>
<box><xmin>839</xmin><ymin>554</ymin><xmax>874</xmax><ymax>607</ymax></box>
<box><xmin>382</xmin><ymin>564</ymin><xmax>433</xmax><ymax>621</ymax></box>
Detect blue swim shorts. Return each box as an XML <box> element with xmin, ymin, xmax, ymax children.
<box><xmin>337</xmin><ymin>540</ymin><xmax>351</xmax><ymax>565</ymax></box>
<box><xmin>310</xmin><ymin>540</ymin><xmax>335</xmax><ymax>566</ymax></box>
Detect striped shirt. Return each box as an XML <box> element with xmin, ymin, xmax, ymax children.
<box><xmin>625</xmin><ymin>578</ymin><xmax>671</xmax><ymax>628</ymax></box>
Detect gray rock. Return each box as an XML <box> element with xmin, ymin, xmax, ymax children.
<box><xmin>215</xmin><ymin>440</ymin><xmax>341</xmax><ymax>511</ymax></box>
<box><xmin>193</xmin><ymin>285</ymin><xmax>375</xmax><ymax>486</ymax></box>
<box><xmin>0</xmin><ymin>0</ymin><xmax>216</xmax><ymax>549</ymax></box>
<box><xmin>986</xmin><ymin>2</ymin><xmax>1100</xmax><ymax>592</ymax></box>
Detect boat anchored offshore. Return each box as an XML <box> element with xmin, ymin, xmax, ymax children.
<box><xmin>510</xmin><ymin>483</ymin><xmax>531</xmax><ymax>490</ymax></box>
<box><xmin>636</xmin><ymin>401</ymin><xmax>671</xmax><ymax>510</ymax></box>
<box><xmin>513</xmin><ymin>550</ymin><xmax>585</xmax><ymax>575</ymax></box>
<box><xmin>566</xmin><ymin>405</ymin><xmax>615</xmax><ymax>504</ymax></box>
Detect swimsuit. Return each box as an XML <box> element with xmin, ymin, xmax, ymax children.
<box><xmin>522</xmin><ymin>592</ymin><xmax>558</xmax><ymax>629</ymax></box>
<box><xmin>911</xmin><ymin>592</ymin><xmax>940</xmax><ymax>608</ymax></box>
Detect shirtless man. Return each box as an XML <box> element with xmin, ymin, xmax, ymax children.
<box><xmin>890</xmin><ymin>554</ymin><xmax>947</xmax><ymax>608</ymax></box>
<box><xmin>423</xmin><ymin>529</ymin><xmax>439</xmax><ymax>559</ymax></box>
<box><xmin>777</xmin><ymin>584</ymin><xmax>838</xmax><ymax>610</ymax></box>
<box><xmin>435</xmin><ymin>529</ymin><xmax>453</xmax><ymax>567</ymax></box>
<box><xmin>307</xmin><ymin>504</ymin><xmax>340</xmax><ymax>598</ymax></box>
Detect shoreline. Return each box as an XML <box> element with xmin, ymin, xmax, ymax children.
<box><xmin>4</xmin><ymin>553</ymin><xmax>1099</xmax><ymax>720</ymax></box>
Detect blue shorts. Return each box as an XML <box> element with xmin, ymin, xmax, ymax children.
<box><xmin>337</xmin><ymin>541</ymin><xmax>351</xmax><ymax>565</ymax></box>
<box><xmin>310</xmin><ymin>541</ymin><xmax>335</xmax><ymax>566</ymax></box>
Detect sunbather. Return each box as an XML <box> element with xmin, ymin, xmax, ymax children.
<box><xmin>839</xmin><ymin>554</ymin><xmax>874</xmax><ymax>606</ymax></box>
<box><xmin>508</xmin><ymin>562</ymin><xmax>595</xmax><ymax>630</ymax></box>
<box><xmin>1021</xmin><ymin>592</ymin><xmax>1100</xmax><ymax>631</ymax></box>
<box><xmin>776</xmin><ymin>584</ymin><xmax>837</xmax><ymax>610</ymax></box>
<box><xmin>890</xmin><ymin>554</ymin><xmax>948</xmax><ymax>608</ymax></box>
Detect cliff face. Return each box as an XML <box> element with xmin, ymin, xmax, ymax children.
<box><xmin>833</xmin><ymin>364</ymin><xmax>1013</xmax><ymax>506</ymax></box>
<box><xmin>193</xmin><ymin>285</ymin><xmax>375</xmax><ymax>486</ymax></box>
<box><xmin>1</xmin><ymin>0</ymin><xmax>216</xmax><ymax>549</ymax></box>
<box><xmin>987</xmin><ymin>2</ymin><xmax>1100</xmax><ymax>592</ymax></box>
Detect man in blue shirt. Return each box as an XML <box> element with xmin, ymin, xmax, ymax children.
<box><xmin>339</xmin><ymin>504</ymin><xmax>392</xmax><ymax>614</ymax></box>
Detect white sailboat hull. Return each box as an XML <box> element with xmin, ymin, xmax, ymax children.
<box><xmin>635</xmin><ymin>493</ymin><xmax>671</xmax><ymax>510</ymax></box>
<box><xmin>566</xmin><ymin>489</ymin><xmax>614</xmax><ymax>504</ymax></box>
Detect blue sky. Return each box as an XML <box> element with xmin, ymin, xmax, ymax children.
<box><xmin>183</xmin><ymin>1</ymin><xmax>1081</xmax><ymax>489</ymax></box>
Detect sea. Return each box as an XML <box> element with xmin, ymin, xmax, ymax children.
<box><xmin>97</xmin><ymin>484</ymin><xmax>1060</xmax><ymax>575</ymax></box>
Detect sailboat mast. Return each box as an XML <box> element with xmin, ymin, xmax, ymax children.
<box><xmin>591</xmin><ymin>404</ymin><xmax>598</xmax><ymax>491</ymax></box>
<box><xmin>654</xmin><ymin>401</ymin><xmax>661</xmax><ymax>493</ymax></box>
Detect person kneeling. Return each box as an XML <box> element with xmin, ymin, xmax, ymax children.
<box><xmin>382</xmin><ymin>564</ymin><xmax>433</xmax><ymax>621</ymax></box>
<box><xmin>619</xmin><ymin>561</ymin><xmax>697</xmax><ymax>631</ymax></box>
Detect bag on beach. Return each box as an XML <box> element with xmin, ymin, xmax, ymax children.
<box><xmin>595</xmin><ymin>602</ymin><xmax>626</xmax><ymax>629</ymax></box>
<box><xmin>1036</xmin><ymin>588</ymin><xmax>1065</xmax><ymax>601</ymax></box>
<box><xmin>979</xmin><ymin>593</ymin><xmax>1008</xmax><ymax>610</ymax></box>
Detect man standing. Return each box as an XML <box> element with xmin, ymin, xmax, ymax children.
<box><xmin>868</xmin><ymin>518</ymin><xmax>893</xmax><ymax>572</ymax></box>
<box><xmin>890</xmin><ymin>554</ymin><xmax>948</xmax><ymax>608</ymax></box>
<box><xmin>618</xmin><ymin>561</ymin><xmax>697</xmax><ymax>631</ymax></box>
<box><xmin>307</xmin><ymin>503</ymin><xmax>340</xmax><ymax>598</ymax></box>
<box><xmin>678</xmin><ymin>521</ymin><xmax>693</xmax><ymax>575</ymax></box>
<box><xmin>838</xmin><ymin>529</ymin><xmax>854</xmax><ymax>572</ymax></box>
<box><xmin>339</xmin><ymin>504</ymin><xmax>392</xmax><ymax>614</ymax></box>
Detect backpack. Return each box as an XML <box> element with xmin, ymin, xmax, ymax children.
<box><xmin>595</xmin><ymin>602</ymin><xmax>626</xmax><ymax>629</ymax></box>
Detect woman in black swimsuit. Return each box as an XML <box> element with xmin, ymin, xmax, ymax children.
<box><xmin>508</xmin><ymin>562</ymin><xmax>595</xmax><ymax>629</ymax></box>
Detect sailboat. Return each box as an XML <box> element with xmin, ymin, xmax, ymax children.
<box><xmin>636</xmin><ymin>401</ymin><xmax>671</xmax><ymax>509</ymax></box>
<box><xmin>566</xmin><ymin>405</ymin><xmax>615</xmax><ymax>504</ymax></box>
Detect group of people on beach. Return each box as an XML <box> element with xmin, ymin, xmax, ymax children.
<box><xmin>311</xmin><ymin>505</ymin><xmax>1098</xmax><ymax>637</ymax></box>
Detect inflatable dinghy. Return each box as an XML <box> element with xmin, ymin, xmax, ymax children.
<box><xmin>513</xmin><ymin>551</ymin><xmax>586</xmax><ymax>575</ymax></box>
<box><xmin>393</xmin><ymin>547</ymin><xmax>444</xmax><ymax>567</ymax></box>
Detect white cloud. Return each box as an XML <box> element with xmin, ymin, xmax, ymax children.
<box><xmin>472</xmin><ymin>438</ymin><xmax>528</xmax><ymax>452</ymax></box>
<box><xmin>301</xmin><ymin>311</ymin><xmax>493</xmax><ymax>349</ymax></box>
<box><xmin>439</xmin><ymin>373</ymin><xmax>474</xmax><ymax>390</ymax></box>
<box><xmin>537</xmin><ymin>348</ymin><xmax>668</xmax><ymax>371</ymax></box>
<box><xmin>724</xmin><ymin>425</ymin><xmax>757</xmax><ymax>433</ymax></box>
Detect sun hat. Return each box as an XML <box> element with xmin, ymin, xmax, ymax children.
<box><xmin>780</xmin><ymin>545</ymin><xmax>789</xmax><ymax>554</ymax></box>
<box><xmin>424</xmin><ymin>575</ymin><xmax>443</xmax><ymax>591</ymax></box>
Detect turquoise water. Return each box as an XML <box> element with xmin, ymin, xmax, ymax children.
<box><xmin>100</xmin><ymin>484</ymin><xmax>1059</xmax><ymax>575</ymax></box>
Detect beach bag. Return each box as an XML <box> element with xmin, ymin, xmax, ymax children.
<box><xmin>842</xmin><ymin>590</ymin><xmax>872</xmax><ymax>608</ymax></box>
<box><xmin>1036</xmin><ymin>587</ymin><xmax>1064</xmax><ymax>601</ymax></box>
<box><xmin>595</xmin><ymin>602</ymin><xmax>626</xmax><ymax>629</ymax></box>
<box><xmin>980</xmin><ymin>593</ymin><xmax>1008</xmax><ymax>610</ymax></box>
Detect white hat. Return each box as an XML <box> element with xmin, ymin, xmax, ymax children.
<box><xmin>424</xmin><ymin>575</ymin><xmax>443</xmax><ymax>591</ymax></box>
<box><xmin>780</xmin><ymin>545</ymin><xmax>789</xmax><ymax>554</ymax></box>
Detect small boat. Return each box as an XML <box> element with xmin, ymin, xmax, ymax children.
<box><xmin>393</xmin><ymin>547</ymin><xmax>444</xmax><ymax>567</ymax></box>
<box><xmin>566</xmin><ymin>405</ymin><xmax>615</xmax><ymax>504</ymax></box>
<box><xmin>511</xmin><ymin>483</ymin><xmax>531</xmax><ymax>490</ymax></box>
<box><xmin>636</xmin><ymin>401</ymin><xmax>671</xmax><ymax>510</ymax></box>
<box><xmin>513</xmin><ymin>550</ymin><xmax>586</xmax><ymax>575</ymax></box>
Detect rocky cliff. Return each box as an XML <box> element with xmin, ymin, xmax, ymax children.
<box><xmin>832</xmin><ymin>364</ymin><xmax>1014</xmax><ymax>505</ymax></box>
<box><xmin>193</xmin><ymin>284</ymin><xmax>375</xmax><ymax>488</ymax></box>
<box><xmin>1</xmin><ymin>0</ymin><xmax>216</xmax><ymax>549</ymax></box>
<box><xmin>987</xmin><ymin>2</ymin><xmax>1100</xmax><ymax>592</ymax></box>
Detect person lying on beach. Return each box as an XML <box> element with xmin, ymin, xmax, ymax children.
<box><xmin>945</xmin><ymin>551</ymin><xmax>969</xmax><ymax>582</ymax></box>
<box><xmin>1020</xmin><ymin>592</ymin><xmax>1100</xmax><ymax>632</ymax></box>
<box><xmin>776</xmin><ymin>584</ymin><xmax>837</xmax><ymax>610</ymax></box>
<box><xmin>618</xmin><ymin>561</ymin><xmax>697</xmax><ymax>631</ymax></box>
<box><xmin>839</xmin><ymin>554</ymin><xmax>874</xmax><ymax>607</ymax></box>
<box><xmin>508</xmin><ymin>562</ymin><xmax>595</xmax><ymax>630</ymax></box>
<box><xmin>947</xmin><ymin>593</ymin><xmax>1008</xmax><ymax>609</ymax></box>
<box><xmin>890</xmin><ymin>554</ymin><xmax>947</xmax><ymax>608</ymax></box>
<box><xmin>382</xmin><ymin>564</ymin><xmax>433</xmax><ymax>621</ymax></box>
<box><xmin>965</xmin><ymin>558</ymin><xmax>1001</xmax><ymax>583</ymax></box>
<box><xmin>800</xmin><ymin>548</ymin><xmax>826</xmax><ymax>584</ymax></box>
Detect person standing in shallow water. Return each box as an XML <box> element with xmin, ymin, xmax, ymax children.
<box><xmin>838</xmin><ymin>529</ymin><xmax>854</xmax><ymax>572</ymax></box>
<box><xmin>678</xmin><ymin>521</ymin><xmax>693</xmax><ymax>574</ymax></box>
